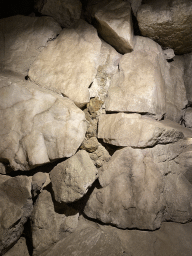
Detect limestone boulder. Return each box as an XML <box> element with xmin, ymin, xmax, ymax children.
<box><xmin>183</xmin><ymin>53</ymin><xmax>192</xmax><ymax>102</ymax></box>
<box><xmin>34</xmin><ymin>0</ymin><xmax>82</xmax><ymax>28</ymax></box>
<box><xmin>4</xmin><ymin>237</ymin><xmax>30</xmax><ymax>256</ymax></box>
<box><xmin>31</xmin><ymin>190</ymin><xmax>79</xmax><ymax>256</ymax></box>
<box><xmin>28</xmin><ymin>19</ymin><xmax>101</xmax><ymax>107</ymax></box>
<box><xmin>0</xmin><ymin>72</ymin><xmax>86</xmax><ymax>171</ymax></box>
<box><xmin>50</xmin><ymin>150</ymin><xmax>98</xmax><ymax>203</ymax></box>
<box><xmin>0</xmin><ymin>15</ymin><xmax>62</xmax><ymax>76</ymax></box>
<box><xmin>88</xmin><ymin>0</ymin><xmax>134</xmax><ymax>54</ymax></box>
<box><xmin>0</xmin><ymin>176</ymin><xmax>33</xmax><ymax>255</ymax></box>
<box><xmin>98</xmin><ymin>113</ymin><xmax>184</xmax><ymax>148</ymax></box>
<box><xmin>137</xmin><ymin>0</ymin><xmax>192</xmax><ymax>54</ymax></box>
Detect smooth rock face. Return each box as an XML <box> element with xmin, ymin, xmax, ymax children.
<box><xmin>105</xmin><ymin>37</ymin><xmax>167</xmax><ymax>116</ymax></box>
<box><xmin>183</xmin><ymin>53</ymin><xmax>192</xmax><ymax>102</ymax></box>
<box><xmin>31</xmin><ymin>190</ymin><xmax>79</xmax><ymax>256</ymax></box>
<box><xmin>93</xmin><ymin>0</ymin><xmax>135</xmax><ymax>54</ymax></box>
<box><xmin>0</xmin><ymin>15</ymin><xmax>62</xmax><ymax>76</ymax></box>
<box><xmin>84</xmin><ymin>147</ymin><xmax>165</xmax><ymax>230</ymax></box>
<box><xmin>4</xmin><ymin>237</ymin><xmax>30</xmax><ymax>256</ymax></box>
<box><xmin>50</xmin><ymin>150</ymin><xmax>98</xmax><ymax>203</ymax></box>
<box><xmin>98</xmin><ymin>113</ymin><xmax>184</xmax><ymax>148</ymax></box>
<box><xmin>28</xmin><ymin>19</ymin><xmax>101</xmax><ymax>106</ymax></box>
<box><xmin>34</xmin><ymin>0</ymin><xmax>82</xmax><ymax>28</ymax></box>
<box><xmin>0</xmin><ymin>176</ymin><xmax>33</xmax><ymax>255</ymax></box>
<box><xmin>0</xmin><ymin>72</ymin><xmax>86</xmax><ymax>171</ymax></box>
<box><xmin>137</xmin><ymin>0</ymin><xmax>192</xmax><ymax>54</ymax></box>
<box><xmin>84</xmin><ymin>139</ymin><xmax>192</xmax><ymax>230</ymax></box>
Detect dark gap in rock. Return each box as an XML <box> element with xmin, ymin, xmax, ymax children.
<box><xmin>25</xmin><ymin>75</ymin><xmax>29</xmax><ymax>80</ymax></box>
<box><xmin>98</xmin><ymin>139</ymin><xmax>124</xmax><ymax>156</ymax></box>
<box><xmin>131</xmin><ymin>9</ymin><xmax>141</xmax><ymax>36</ymax></box>
<box><xmin>23</xmin><ymin>219</ymin><xmax>33</xmax><ymax>256</ymax></box>
<box><xmin>167</xmin><ymin>58</ymin><xmax>174</xmax><ymax>62</ymax></box>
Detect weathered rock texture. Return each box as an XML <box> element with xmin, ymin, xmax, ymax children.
<box><xmin>28</xmin><ymin>19</ymin><xmax>101</xmax><ymax>106</ymax></box>
<box><xmin>184</xmin><ymin>108</ymin><xmax>192</xmax><ymax>129</ymax></box>
<box><xmin>31</xmin><ymin>190</ymin><xmax>79</xmax><ymax>256</ymax></box>
<box><xmin>4</xmin><ymin>237</ymin><xmax>30</xmax><ymax>256</ymax></box>
<box><xmin>50</xmin><ymin>150</ymin><xmax>98</xmax><ymax>203</ymax></box>
<box><xmin>89</xmin><ymin>0</ymin><xmax>134</xmax><ymax>54</ymax></box>
<box><xmin>183</xmin><ymin>53</ymin><xmax>192</xmax><ymax>102</ymax></box>
<box><xmin>98</xmin><ymin>113</ymin><xmax>184</xmax><ymax>148</ymax></box>
<box><xmin>84</xmin><ymin>138</ymin><xmax>192</xmax><ymax>230</ymax></box>
<box><xmin>0</xmin><ymin>176</ymin><xmax>33</xmax><ymax>255</ymax></box>
<box><xmin>34</xmin><ymin>0</ymin><xmax>82</xmax><ymax>28</ymax></box>
<box><xmin>0</xmin><ymin>72</ymin><xmax>86</xmax><ymax>171</ymax></box>
<box><xmin>137</xmin><ymin>0</ymin><xmax>192</xmax><ymax>54</ymax></box>
<box><xmin>0</xmin><ymin>15</ymin><xmax>62</xmax><ymax>76</ymax></box>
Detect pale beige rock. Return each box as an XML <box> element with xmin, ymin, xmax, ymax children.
<box><xmin>89</xmin><ymin>143</ymin><xmax>111</xmax><ymax>168</ymax></box>
<box><xmin>161</xmin><ymin>119</ymin><xmax>192</xmax><ymax>138</ymax></box>
<box><xmin>183</xmin><ymin>53</ymin><xmax>192</xmax><ymax>102</ymax></box>
<box><xmin>0</xmin><ymin>163</ymin><xmax>6</xmax><ymax>174</ymax></box>
<box><xmin>0</xmin><ymin>174</ymin><xmax>11</xmax><ymax>185</ymax></box>
<box><xmin>89</xmin><ymin>40</ymin><xmax>122</xmax><ymax>101</ymax></box>
<box><xmin>50</xmin><ymin>150</ymin><xmax>98</xmax><ymax>203</ymax></box>
<box><xmin>0</xmin><ymin>176</ymin><xmax>33</xmax><ymax>255</ymax></box>
<box><xmin>35</xmin><ymin>0</ymin><xmax>82</xmax><ymax>28</ymax></box>
<box><xmin>4</xmin><ymin>237</ymin><xmax>30</xmax><ymax>256</ymax></box>
<box><xmin>0</xmin><ymin>72</ymin><xmax>86</xmax><ymax>171</ymax></box>
<box><xmin>85</xmin><ymin>147</ymin><xmax>165</xmax><ymax>230</ymax></box>
<box><xmin>31</xmin><ymin>190</ymin><xmax>79</xmax><ymax>256</ymax></box>
<box><xmin>98</xmin><ymin>113</ymin><xmax>184</xmax><ymax>148</ymax></box>
<box><xmin>184</xmin><ymin>108</ymin><xmax>192</xmax><ymax>129</ymax></box>
<box><xmin>93</xmin><ymin>0</ymin><xmax>134</xmax><ymax>54</ymax></box>
<box><xmin>28</xmin><ymin>20</ymin><xmax>101</xmax><ymax>106</ymax></box>
<box><xmin>163</xmin><ymin>48</ymin><xmax>175</xmax><ymax>60</ymax></box>
<box><xmin>0</xmin><ymin>15</ymin><xmax>62</xmax><ymax>76</ymax></box>
<box><xmin>137</xmin><ymin>0</ymin><xmax>192</xmax><ymax>54</ymax></box>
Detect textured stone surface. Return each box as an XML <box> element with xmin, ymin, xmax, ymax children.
<box><xmin>50</xmin><ymin>150</ymin><xmax>98</xmax><ymax>203</ymax></box>
<box><xmin>0</xmin><ymin>174</ymin><xmax>11</xmax><ymax>185</ymax></box>
<box><xmin>0</xmin><ymin>176</ymin><xmax>33</xmax><ymax>255</ymax></box>
<box><xmin>28</xmin><ymin>19</ymin><xmax>101</xmax><ymax>106</ymax></box>
<box><xmin>0</xmin><ymin>72</ymin><xmax>86</xmax><ymax>171</ymax></box>
<box><xmin>92</xmin><ymin>0</ymin><xmax>134</xmax><ymax>54</ymax></box>
<box><xmin>98</xmin><ymin>113</ymin><xmax>184</xmax><ymax>148</ymax></box>
<box><xmin>128</xmin><ymin>0</ymin><xmax>142</xmax><ymax>15</ymax></box>
<box><xmin>89</xmin><ymin>143</ymin><xmax>111</xmax><ymax>168</ymax></box>
<box><xmin>84</xmin><ymin>139</ymin><xmax>192</xmax><ymax>229</ymax></box>
<box><xmin>0</xmin><ymin>163</ymin><xmax>6</xmax><ymax>174</ymax></box>
<box><xmin>34</xmin><ymin>0</ymin><xmax>82</xmax><ymax>28</ymax></box>
<box><xmin>183</xmin><ymin>53</ymin><xmax>192</xmax><ymax>102</ymax></box>
<box><xmin>31</xmin><ymin>190</ymin><xmax>79</xmax><ymax>256</ymax></box>
<box><xmin>4</xmin><ymin>237</ymin><xmax>30</xmax><ymax>256</ymax></box>
<box><xmin>0</xmin><ymin>15</ymin><xmax>62</xmax><ymax>76</ymax></box>
<box><xmin>137</xmin><ymin>0</ymin><xmax>192</xmax><ymax>54</ymax></box>
<box><xmin>184</xmin><ymin>108</ymin><xmax>192</xmax><ymax>129</ymax></box>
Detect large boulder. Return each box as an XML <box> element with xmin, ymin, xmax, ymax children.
<box><xmin>0</xmin><ymin>72</ymin><xmax>86</xmax><ymax>171</ymax></box>
<box><xmin>137</xmin><ymin>0</ymin><xmax>192</xmax><ymax>54</ymax></box>
<box><xmin>98</xmin><ymin>113</ymin><xmax>184</xmax><ymax>148</ymax></box>
<box><xmin>0</xmin><ymin>15</ymin><xmax>62</xmax><ymax>76</ymax></box>
<box><xmin>34</xmin><ymin>0</ymin><xmax>82</xmax><ymax>28</ymax></box>
<box><xmin>0</xmin><ymin>176</ymin><xmax>33</xmax><ymax>255</ymax></box>
<box><xmin>50</xmin><ymin>150</ymin><xmax>98</xmax><ymax>203</ymax></box>
<box><xmin>87</xmin><ymin>0</ymin><xmax>134</xmax><ymax>54</ymax></box>
<box><xmin>31</xmin><ymin>190</ymin><xmax>79</xmax><ymax>256</ymax></box>
<box><xmin>28</xmin><ymin>19</ymin><xmax>101</xmax><ymax>107</ymax></box>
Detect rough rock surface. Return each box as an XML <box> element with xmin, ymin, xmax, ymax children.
<box><xmin>31</xmin><ymin>190</ymin><xmax>79</xmax><ymax>256</ymax></box>
<box><xmin>0</xmin><ymin>15</ymin><xmax>62</xmax><ymax>76</ymax></box>
<box><xmin>184</xmin><ymin>108</ymin><xmax>192</xmax><ymax>129</ymax></box>
<box><xmin>98</xmin><ymin>113</ymin><xmax>184</xmax><ymax>148</ymax></box>
<box><xmin>28</xmin><ymin>19</ymin><xmax>101</xmax><ymax>107</ymax></box>
<box><xmin>91</xmin><ymin>0</ymin><xmax>134</xmax><ymax>54</ymax></box>
<box><xmin>0</xmin><ymin>174</ymin><xmax>11</xmax><ymax>185</ymax></box>
<box><xmin>34</xmin><ymin>0</ymin><xmax>82</xmax><ymax>28</ymax></box>
<box><xmin>4</xmin><ymin>237</ymin><xmax>30</xmax><ymax>256</ymax></box>
<box><xmin>0</xmin><ymin>176</ymin><xmax>33</xmax><ymax>255</ymax></box>
<box><xmin>50</xmin><ymin>150</ymin><xmax>98</xmax><ymax>203</ymax></box>
<box><xmin>0</xmin><ymin>72</ymin><xmax>86</xmax><ymax>171</ymax></box>
<box><xmin>183</xmin><ymin>53</ymin><xmax>192</xmax><ymax>102</ymax></box>
<box><xmin>40</xmin><ymin>216</ymin><xmax>192</xmax><ymax>256</ymax></box>
<box><xmin>84</xmin><ymin>139</ymin><xmax>192</xmax><ymax>229</ymax></box>
<box><xmin>137</xmin><ymin>0</ymin><xmax>192</xmax><ymax>54</ymax></box>
<box><xmin>0</xmin><ymin>163</ymin><xmax>6</xmax><ymax>174</ymax></box>
<box><xmin>128</xmin><ymin>0</ymin><xmax>142</xmax><ymax>15</ymax></box>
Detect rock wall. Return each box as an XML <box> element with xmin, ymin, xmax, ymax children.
<box><xmin>0</xmin><ymin>0</ymin><xmax>192</xmax><ymax>255</ymax></box>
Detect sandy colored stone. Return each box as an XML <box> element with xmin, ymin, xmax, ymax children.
<box><xmin>0</xmin><ymin>176</ymin><xmax>33</xmax><ymax>255</ymax></box>
<box><xmin>28</xmin><ymin>19</ymin><xmax>101</xmax><ymax>107</ymax></box>
<box><xmin>0</xmin><ymin>72</ymin><xmax>86</xmax><ymax>171</ymax></box>
<box><xmin>0</xmin><ymin>163</ymin><xmax>6</xmax><ymax>174</ymax></box>
<box><xmin>0</xmin><ymin>15</ymin><xmax>61</xmax><ymax>76</ymax></box>
<box><xmin>50</xmin><ymin>150</ymin><xmax>98</xmax><ymax>203</ymax></box>
<box><xmin>34</xmin><ymin>0</ymin><xmax>82</xmax><ymax>28</ymax></box>
<box><xmin>184</xmin><ymin>108</ymin><xmax>192</xmax><ymax>129</ymax></box>
<box><xmin>80</xmin><ymin>137</ymin><xmax>99</xmax><ymax>153</ymax></box>
<box><xmin>31</xmin><ymin>190</ymin><xmax>79</xmax><ymax>256</ymax></box>
<box><xmin>137</xmin><ymin>0</ymin><xmax>192</xmax><ymax>54</ymax></box>
<box><xmin>4</xmin><ymin>237</ymin><xmax>29</xmax><ymax>256</ymax></box>
<box><xmin>93</xmin><ymin>0</ymin><xmax>134</xmax><ymax>54</ymax></box>
<box><xmin>183</xmin><ymin>53</ymin><xmax>192</xmax><ymax>102</ymax></box>
<box><xmin>98</xmin><ymin>113</ymin><xmax>184</xmax><ymax>148</ymax></box>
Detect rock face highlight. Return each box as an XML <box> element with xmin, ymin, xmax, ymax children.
<box><xmin>28</xmin><ymin>19</ymin><xmax>101</xmax><ymax>107</ymax></box>
<box><xmin>0</xmin><ymin>72</ymin><xmax>86</xmax><ymax>171</ymax></box>
<box><xmin>137</xmin><ymin>0</ymin><xmax>192</xmax><ymax>54</ymax></box>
